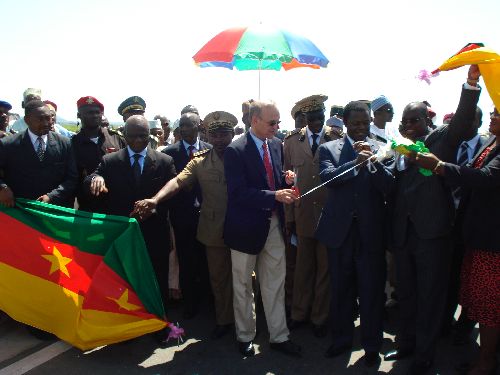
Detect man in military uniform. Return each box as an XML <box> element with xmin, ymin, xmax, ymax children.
<box><xmin>72</xmin><ymin>96</ymin><xmax>126</xmax><ymax>212</ymax></box>
<box><xmin>132</xmin><ymin>111</ymin><xmax>237</xmax><ymax>339</ymax></box>
<box><xmin>284</xmin><ymin>94</ymin><xmax>343</xmax><ymax>338</ymax></box>
<box><xmin>117</xmin><ymin>96</ymin><xmax>158</xmax><ymax>149</ymax></box>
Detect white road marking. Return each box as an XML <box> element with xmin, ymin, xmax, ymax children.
<box><xmin>0</xmin><ymin>341</ymin><xmax>71</xmax><ymax>375</ymax></box>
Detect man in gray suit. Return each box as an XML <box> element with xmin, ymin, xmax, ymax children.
<box><xmin>385</xmin><ymin>65</ymin><xmax>482</xmax><ymax>374</ymax></box>
<box><xmin>0</xmin><ymin>100</ymin><xmax>77</xmax><ymax>208</ymax></box>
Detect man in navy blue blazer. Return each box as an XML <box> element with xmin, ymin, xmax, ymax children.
<box><xmin>316</xmin><ymin>101</ymin><xmax>394</xmax><ymax>367</ymax></box>
<box><xmin>224</xmin><ymin>100</ymin><xmax>301</xmax><ymax>358</ymax></box>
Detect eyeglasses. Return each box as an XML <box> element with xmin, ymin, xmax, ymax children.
<box><xmin>401</xmin><ymin>117</ymin><xmax>422</xmax><ymax>126</ymax></box>
<box><xmin>259</xmin><ymin>116</ymin><xmax>281</xmax><ymax>127</ymax></box>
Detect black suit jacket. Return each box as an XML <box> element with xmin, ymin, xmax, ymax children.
<box><xmin>84</xmin><ymin>148</ymin><xmax>176</xmax><ymax>255</ymax></box>
<box><xmin>315</xmin><ymin>137</ymin><xmax>394</xmax><ymax>249</ymax></box>
<box><xmin>162</xmin><ymin>140</ymin><xmax>211</xmax><ymax>223</ymax></box>
<box><xmin>444</xmin><ymin>136</ymin><xmax>500</xmax><ymax>251</ymax></box>
<box><xmin>392</xmin><ymin>86</ymin><xmax>481</xmax><ymax>246</ymax></box>
<box><xmin>224</xmin><ymin>132</ymin><xmax>286</xmax><ymax>254</ymax></box>
<box><xmin>0</xmin><ymin>130</ymin><xmax>77</xmax><ymax>207</ymax></box>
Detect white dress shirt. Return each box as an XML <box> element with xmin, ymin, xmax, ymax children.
<box><xmin>182</xmin><ymin>138</ymin><xmax>200</xmax><ymax>156</ymax></box>
<box><xmin>27</xmin><ymin>129</ymin><xmax>47</xmax><ymax>152</ymax></box>
<box><xmin>306</xmin><ymin>126</ymin><xmax>324</xmax><ymax>148</ymax></box>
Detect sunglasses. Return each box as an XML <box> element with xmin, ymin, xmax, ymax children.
<box><xmin>259</xmin><ymin>116</ymin><xmax>281</xmax><ymax>127</ymax></box>
<box><xmin>401</xmin><ymin>117</ymin><xmax>422</xmax><ymax>126</ymax></box>
<box><xmin>377</xmin><ymin>107</ymin><xmax>394</xmax><ymax>114</ymax></box>
<box><xmin>306</xmin><ymin>113</ymin><xmax>325</xmax><ymax>122</ymax></box>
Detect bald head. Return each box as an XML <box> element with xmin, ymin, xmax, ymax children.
<box><xmin>125</xmin><ymin>115</ymin><xmax>149</xmax><ymax>133</ymax></box>
<box><xmin>179</xmin><ymin>112</ymin><xmax>200</xmax><ymax>144</ymax></box>
<box><xmin>124</xmin><ymin>115</ymin><xmax>150</xmax><ymax>152</ymax></box>
<box><xmin>404</xmin><ymin>102</ymin><xmax>429</xmax><ymax>117</ymax></box>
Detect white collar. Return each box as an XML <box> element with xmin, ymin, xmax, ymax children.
<box><xmin>346</xmin><ymin>134</ymin><xmax>367</xmax><ymax>145</ymax></box>
<box><xmin>182</xmin><ymin>138</ymin><xmax>200</xmax><ymax>151</ymax></box>
<box><xmin>27</xmin><ymin>129</ymin><xmax>48</xmax><ymax>145</ymax></box>
<box><xmin>306</xmin><ymin>126</ymin><xmax>324</xmax><ymax>139</ymax></box>
<box><xmin>370</xmin><ymin>123</ymin><xmax>386</xmax><ymax>139</ymax></box>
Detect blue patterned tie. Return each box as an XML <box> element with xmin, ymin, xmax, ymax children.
<box><xmin>36</xmin><ymin>137</ymin><xmax>45</xmax><ymax>161</ymax></box>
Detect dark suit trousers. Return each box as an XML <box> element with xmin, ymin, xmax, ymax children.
<box><xmin>140</xmin><ymin>221</ymin><xmax>170</xmax><ymax>311</ymax></box>
<box><xmin>171</xmin><ymin>209</ymin><xmax>209</xmax><ymax>311</ymax></box>
<box><xmin>442</xmin><ymin>222</ymin><xmax>475</xmax><ymax>330</ymax></box>
<box><xmin>328</xmin><ymin>220</ymin><xmax>386</xmax><ymax>352</ymax></box>
<box><xmin>394</xmin><ymin>221</ymin><xmax>452</xmax><ymax>362</ymax></box>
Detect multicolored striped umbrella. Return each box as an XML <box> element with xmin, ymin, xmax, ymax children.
<box><xmin>193</xmin><ymin>24</ymin><xmax>329</xmax><ymax>97</ymax></box>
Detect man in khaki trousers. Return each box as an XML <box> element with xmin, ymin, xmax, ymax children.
<box><xmin>284</xmin><ymin>95</ymin><xmax>343</xmax><ymax>337</ymax></box>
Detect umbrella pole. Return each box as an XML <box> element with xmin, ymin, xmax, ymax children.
<box><xmin>258</xmin><ymin>59</ymin><xmax>261</xmax><ymax>99</ymax></box>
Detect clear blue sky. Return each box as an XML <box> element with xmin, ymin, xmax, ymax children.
<box><xmin>2</xmin><ymin>0</ymin><xmax>499</xmax><ymax>130</ymax></box>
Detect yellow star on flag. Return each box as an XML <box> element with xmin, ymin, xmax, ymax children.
<box><xmin>108</xmin><ymin>289</ymin><xmax>141</xmax><ymax>311</ymax></box>
<box><xmin>41</xmin><ymin>246</ymin><xmax>72</xmax><ymax>277</ymax></box>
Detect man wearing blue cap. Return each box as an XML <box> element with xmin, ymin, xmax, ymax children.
<box><xmin>370</xmin><ymin>95</ymin><xmax>394</xmax><ymax>144</ymax></box>
<box><xmin>0</xmin><ymin>101</ymin><xmax>12</xmax><ymax>138</ymax></box>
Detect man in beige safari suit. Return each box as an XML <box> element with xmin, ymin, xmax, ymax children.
<box><xmin>132</xmin><ymin>111</ymin><xmax>237</xmax><ymax>340</ymax></box>
<box><xmin>284</xmin><ymin>95</ymin><xmax>343</xmax><ymax>337</ymax></box>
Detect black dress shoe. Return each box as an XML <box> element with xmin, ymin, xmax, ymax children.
<box><xmin>384</xmin><ymin>347</ymin><xmax>414</xmax><ymax>361</ymax></box>
<box><xmin>407</xmin><ymin>360</ymin><xmax>433</xmax><ymax>375</ymax></box>
<box><xmin>312</xmin><ymin>324</ymin><xmax>327</xmax><ymax>338</ymax></box>
<box><xmin>287</xmin><ymin>319</ymin><xmax>306</xmax><ymax>330</ymax></box>
<box><xmin>363</xmin><ymin>351</ymin><xmax>380</xmax><ymax>368</ymax></box>
<box><xmin>238</xmin><ymin>341</ymin><xmax>255</xmax><ymax>357</ymax></box>
<box><xmin>210</xmin><ymin>324</ymin><xmax>232</xmax><ymax>340</ymax></box>
<box><xmin>324</xmin><ymin>343</ymin><xmax>352</xmax><ymax>358</ymax></box>
<box><xmin>269</xmin><ymin>340</ymin><xmax>302</xmax><ymax>357</ymax></box>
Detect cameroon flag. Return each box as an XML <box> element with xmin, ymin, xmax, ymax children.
<box><xmin>432</xmin><ymin>43</ymin><xmax>500</xmax><ymax>110</ymax></box>
<box><xmin>0</xmin><ymin>199</ymin><xmax>167</xmax><ymax>350</ymax></box>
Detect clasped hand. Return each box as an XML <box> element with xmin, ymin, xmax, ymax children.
<box><xmin>130</xmin><ymin>198</ymin><xmax>157</xmax><ymax>221</ymax></box>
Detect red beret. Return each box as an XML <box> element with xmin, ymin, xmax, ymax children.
<box><xmin>43</xmin><ymin>100</ymin><xmax>57</xmax><ymax>112</ymax></box>
<box><xmin>77</xmin><ymin>96</ymin><xmax>104</xmax><ymax>112</ymax></box>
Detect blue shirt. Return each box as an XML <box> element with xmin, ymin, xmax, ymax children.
<box><xmin>249</xmin><ymin>129</ymin><xmax>273</xmax><ymax>168</ymax></box>
<box><xmin>127</xmin><ymin>146</ymin><xmax>147</xmax><ymax>173</ymax></box>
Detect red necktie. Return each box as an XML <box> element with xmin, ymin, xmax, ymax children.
<box><xmin>188</xmin><ymin>145</ymin><xmax>195</xmax><ymax>160</ymax></box>
<box><xmin>262</xmin><ymin>142</ymin><xmax>275</xmax><ymax>191</ymax></box>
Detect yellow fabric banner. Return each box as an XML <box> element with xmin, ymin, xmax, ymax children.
<box><xmin>437</xmin><ymin>47</ymin><xmax>500</xmax><ymax>110</ymax></box>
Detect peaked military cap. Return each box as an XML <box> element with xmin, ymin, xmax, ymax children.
<box><xmin>203</xmin><ymin>111</ymin><xmax>238</xmax><ymax>132</ymax></box>
<box><xmin>291</xmin><ymin>94</ymin><xmax>328</xmax><ymax>119</ymax></box>
<box><xmin>118</xmin><ymin>96</ymin><xmax>146</xmax><ymax>116</ymax></box>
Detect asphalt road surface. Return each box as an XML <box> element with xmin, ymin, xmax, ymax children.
<box><xmin>0</xmin><ymin>300</ymin><xmax>485</xmax><ymax>375</ymax></box>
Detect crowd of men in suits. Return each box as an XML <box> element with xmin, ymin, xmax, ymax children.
<box><xmin>0</xmin><ymin>63</ymin><xmax>498</xmax><ymax>375</ymax></box>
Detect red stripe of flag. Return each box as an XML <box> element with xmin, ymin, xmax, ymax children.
<box><xmin>0</xmin><ymin>212</ymin><xmax>102</xmax><ymax>296</ymax></box>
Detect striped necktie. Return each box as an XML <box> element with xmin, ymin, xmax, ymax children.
<box><xmin>262</xmin><ymin>142</ymin><xmax>275</xmax><ymax>191</ymax></box>
<box><xmin>457</xmin><ymin>142</ymin><xmax>469</xmax><ymax>166</ymax></box>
